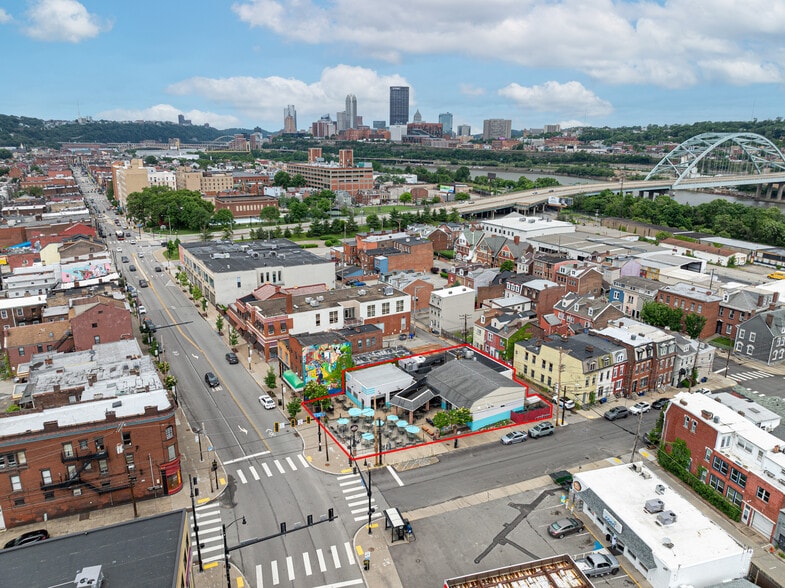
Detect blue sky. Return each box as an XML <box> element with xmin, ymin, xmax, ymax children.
<box><xmin>1</xmin><ymin>0</ymin><xmax>784</xmax><ymax>133</ymax></box>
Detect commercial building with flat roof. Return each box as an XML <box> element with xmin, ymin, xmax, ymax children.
<box><xmin>179</xmin><ymin>238</ymin><xmax>335</xmax><ymax>305</ymax></box>
<box><xmin>479</xmin><ymin>213</ymin><xmax>574</xmax><ymax>242</ymax></box>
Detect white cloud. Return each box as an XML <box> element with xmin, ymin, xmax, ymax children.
<box><xmin>231</xmin><ymin>0</ymin><xmax>785</xmax><ymax>88</ymax></box>
<box><xmin>168</xmin><ymin>65</ymin><xmax>410</xmax><ymax>128</ymax></box>
<box><xmin>0</xmin><ymin>8</ymin><xmax>12</xmax><ymax>24</ymax></box>
<box><xmin>24</xmin><ymin>0</ymin><xmax>109</xmax><ymax>43</ymax></box>
<box><xmin>95</xmin><ymin>105</ymin><xmax>241</xmax><ymax>129</ymax></box>
<box><xmin>558</xmin><ymin>120</ymin><xmax>589</xmax><ymax>129</ymax></box>
<box><xmin>459</xmin><ymin>84</ymin><xmax>485</xmax><ymax>96</ymax></box>
<box><xmin>499</xmin><ymin>81</ymin><xmax>613</xmax><ymax>117</ymax></box>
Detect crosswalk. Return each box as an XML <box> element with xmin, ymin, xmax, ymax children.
<box><xmin>254</xmin><ymin>542</ymin><xmax>358</xmax><ymax>586</ymax></box>
<box><xmin>337</xmin><ymin>473</ymin><xmax>383</xmax><ymax>523</ymax></box>
<box><xmin>729</xmin><ymin>370</ymin><xmax>774</xmax><ymax>382</ymax></box>
<box><xmin>235</xmin><ymin>454</ymin><xmax>310</xmax><ymax>484</ymax></box>
<box><xmin>190</xmin><ymin>502</ymin><xmax>225</xmax><ymax>564</ymax></box>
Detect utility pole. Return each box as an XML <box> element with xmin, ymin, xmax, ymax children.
<box><xmin>554</xmin><ymin>347</ymin><xmax>565</xmax><ymax>426</ymax></box>
<box><xmin>459</xmin><ymin>314</ymin><xmax>471</xmax><ymax>342</ymax></box>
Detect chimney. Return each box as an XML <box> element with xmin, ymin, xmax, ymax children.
<box><xmin>286</xmin><ymin>292</ymin><xmax>293</xmax><ymax>314</ymax></box>
<box><xmin>766</xmin><ymin>313</ymin><xmax>774</xmax><ymax>327</ymax></box>
<box><xmin>514</xmin><ymin>235</ymin><xmax>520</xmax><ymax>245</ymax></box>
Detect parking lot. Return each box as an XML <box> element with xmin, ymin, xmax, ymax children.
<box><xmin>388</xmin><ymin>481</ymin><xmax>635</xmax><ymax>587</ymax></box>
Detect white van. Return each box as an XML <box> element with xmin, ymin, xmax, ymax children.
<box><xmin>259</xmin><ymin>394</ymin><xmax>276</xmax><ymax>409</ymax></box>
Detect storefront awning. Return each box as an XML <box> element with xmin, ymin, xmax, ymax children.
<box><xmin>282</xmin><ymin>370</ymin><xmax>304</xmax><ymax>392</ymax></box>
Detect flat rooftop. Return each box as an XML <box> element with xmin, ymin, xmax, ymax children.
<box><xmin>182</xmin><ymin>238</ymin><xmax>331</xmax><ymax>274</ymax></box>
<box><xmin>575</xmin><ymin>463</ymin><xmax>748</xmax><ymax>569</ymax></box>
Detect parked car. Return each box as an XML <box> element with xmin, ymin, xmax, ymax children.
<box><xmin>121</xmin><ymin>256</ymin><xmax>129</xmax><ymax>263</ymax></box>
<box><xmin>154</xmin><ymin>266</ymin><xmax>162</xmax><ymax>272</ymax></box>
<box><xmin>629</xmin><ymin>401</ymin><xmax>651</xmax><ymax>415</ymax></box>
<box><xmin>651</xmin><ymin>397</ymin><xmax>671</xmax><ymax>410</ymax></box>
<box><xmin>130</xmin><ymin>239</ymin><xmax>137</xmax><ymax>245</ymax></box>
<box><xmin>138</xmin><ymin>252</ymin><xmax>144</xmax><ymax>258</ymax></box>
<box><xmin>142</xmin><ymin>318</ymin><xmax>156</xmax><ymax>333</ymax></box>
<box><xmin>128</xmin><ymin>265</ymin><xmax>137</xmax><ymax>272</ymax></box>
<box><xmin>695</xmin><ymin>387</ymin><xmax>712</xmax><ymax>395</ymax></box>
<box><xmin>552</xmin><ymin>395</ymin><xmax>576</xmax><ymax>410</ymax></box>
<box><xmin>548</xmin><ymin>517</ymin><xmax>585</xmax><ymax>538</ymax></box>
<box><xmin>604</xmin><ymin>406</ymin><xmax>630</xmax><ymax>421</ymax></box>
<box><xmin>139</xmin><ymin>279</ymin><xmax>148</xmax><ymax>288</ymax></box>
<box><xmin>529</xmin><ymin>421</ymin><xmax>555</xmax><ymax>438</ymax></box>
<box><xmin>575</xmin><ymin>552</ymin><xmax>620</xmax><ymax>577</ymax></box>
<box><xmin>259</xmin><ymin>394</ymin><xmax>276</xmax><ymax>409</ymax></box>
<box><xmin>398</xmin><ymin>333</ymin><xmax>409</xmax><ymax>340</ymax></box>
<box><xmin>225</xmin><ymin>352</ymin><xmax>239</xmax><ymax>365</ymax></box>
<box><xmin>204</xmin><ymin>372</ymin><xmax>220</xmax><ymax>388</ymax></box>
<box><xmin>138</xmin><ymin>305</ymin><xmax>147</xmax><ymax>315</ymax></box>
<box><xmin>500</xmin><ymin>430</ymin><xmax>527</xmax><ymax>445</ymax></box>
<box><xmin>4</xmin><ymin>529</ymin><xmax>49</xmax><ymax>549</ymax></box>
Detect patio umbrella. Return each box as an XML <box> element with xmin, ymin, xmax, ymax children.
<box><xmin>336</xmin><ymin>418</ymin><xmax>349</xmax><ymax>427</ymax></box>
<box><xmin>362</xmin><ymin>432</ymin><xmax>374</xmax><ymax>441</ymax></box>
<box><xmin>396</xmin><ymin>420</ymin><xmax>408</xmax><ymax>429</ymax></box>
<box><xmin>386</xmin><ymin>414</ymin><xmax>399</xmax><ymax>422</ymax></box>
<box><xmin>348</xmin><ymin>407</ymin><xmax>362</xmax><ymax>418</ymax></box>
<box><xmin>406</xmin><ymin>425</ymin><xmax>420</xmax><ymax>435</ymax></box>
<box><xmin>361</xmin><ymin>407</ymin><xmax>375</xmax><ymax>418</ymax></box>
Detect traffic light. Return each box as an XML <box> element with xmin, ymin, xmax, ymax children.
<box><xmin>306</xmin><ymin>415</ymin><xmax>312</xmax><ymax>424</ymax></box>
<box><xmin>274</xmin><ymin>422</ymin><xmax>279</xmax><ymax>433</ymax></box>
<box><xmin>328</xmin><ymin>508</ymin><xmax>335</xmax><ymax>521</ymax></box>
<box><xmin>280</xmin><ymin>522</ymin><xmax>287</xmax><ymax>535</ymax></box>
<box><xmin>307</xmin><ymin>514</ymin><xmax>313</xmax><ymax>526</ymax></box>
<box><xmin>289</xmin><ymin>417</ymin><xmax>296</xmax><ymax>428</ymax></box>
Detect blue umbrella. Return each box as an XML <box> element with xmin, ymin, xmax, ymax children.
<box><xmin>362</xmin><ymin>407</ymin><xmax>375</xmax><ymax>418</ymax></box>
<box><xmin>337</xmin><ymin>418</ymin><xmax>349</xmax><ymax>426</ymax></box>
<box><xmin>406</xmin><ymin>425</ymin><xmax>420</xmax><ymax>435</ymax></box>
<box><xmin>362</xmin><ymin>432</ymin><xmax>374</xmax><ymax>441</ymax></box>
<box><xmin>396</xmin><ymin>420</ymin><xmax>408</xmax><ymax>429</ymax></box>
<box><xmin>348</xmin><ymin>407</ymin><xmax>362</xmax><ymax>417</ymax></box>
<box><xmin>387</xmin><ymin>414</ymin><xmax>399</xmax><ymax>422</ymax></box>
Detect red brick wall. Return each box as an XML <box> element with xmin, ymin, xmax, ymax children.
<box><xmin>71</xmin><ymin>304</ymin><xmax>134</xmax><ymax>351</ymax></box>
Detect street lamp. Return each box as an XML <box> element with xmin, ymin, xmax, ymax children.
<box><xmin>223</xmin><ymin>515</ymin><xmax>247</xmax><ymax>588</ymax></box>
<box><xmin>349</xmin><ymin>424</ymin><xmax>359</xmax><ymax>471</ymax></box>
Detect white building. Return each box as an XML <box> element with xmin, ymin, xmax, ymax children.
<box><xmin>429</xmin><ymin>286</ymin><xmax>475</xmax><ymax>335</ymax></box>
<box><xmin>479</xmin><ymin>213</ymin><xmax>574</xmax><ymax>242</ymax></box>
<box><xmin>574</xmin><ymin>463</ymin><xmax>752</xmax><ymax>588</ymax></box>
<box><xmin>147</xmin><ymin>169</ymin><xmax>177</xmax><ymax>190</ymax></box>
<box><xmin>344</xmin><ymin>363</ymin><xmax>415</xmax><ymax>408</ymax></box>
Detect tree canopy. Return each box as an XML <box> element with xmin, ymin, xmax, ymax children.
<box><xmin>126</xmin><ymin>186</ymin><xmax>214</xmax><ymax>231</ymax></box>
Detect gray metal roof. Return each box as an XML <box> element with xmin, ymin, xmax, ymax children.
<box><xmin>426</xmin><ymin>359</ymin><xmax>518</xmax><ymax>408</ymax></box>
<box><xmin>182</xmin><ymin>238</ymin><xmax>330</xmax><ymax>274</ymax></box>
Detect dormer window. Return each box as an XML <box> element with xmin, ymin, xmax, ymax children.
<box><xmin>574</xmin><ymin>304</ymin><xmax>580</xmax><ymax>311</ymax></box>
<box><xmin>587</xmin><ymin>308</ymin><xmax>594</xmax><ymax>317</ymax></box>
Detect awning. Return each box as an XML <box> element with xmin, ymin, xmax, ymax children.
<box><xmin>282</xmin><ymin>370</ymin><xmax>304</xmax><ymax>392</ymax></box>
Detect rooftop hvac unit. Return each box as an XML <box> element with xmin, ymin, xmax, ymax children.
<box><xmin>384</xmin><ymin>286</ymin><xmax>394</xmax><ymax>296</ymax></box>
<box><xmin>317</xmin><ymin>296</ymin><xmax>324</xmax><ymax>301</ymax></box>
<box><xmin>655</xmin><ymin>484</ymin><xmax>666</xmax><ymax>495</ymax></box>
<box><xmin>310</xmin><ymin>300</ymin><xmax>319</xmax><ymax>307</ymax></box>
<box><xmin>656</xmin><ymin>511</ymin><xmax>677</xmax><ymax>526</ymax></box>
<box><xmin>644</xmin><ymin>498</ymin><xmax>664</xmax><ymax>514</ymax></box>
<box><xmin>305</xmin><ymin>298</ymin><xmax>312</xmax><ymax>303</ymax></box>
<box><xmin>357</xmin><ymin>289</ymin><xmax>367</xmax><ymax>296</ymax></box>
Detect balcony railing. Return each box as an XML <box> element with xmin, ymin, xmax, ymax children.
<box><xmin>61</xmin><ymin>448</ymin><xmax>108</xmax><ymax>463</ymax></box>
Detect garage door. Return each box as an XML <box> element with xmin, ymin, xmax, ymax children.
<box><xmin>751</xmin><ymin>510</ymin><xmax>775</xmax><ymax>539</ymax></box>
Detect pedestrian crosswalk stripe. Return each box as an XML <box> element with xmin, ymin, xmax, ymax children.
<box><xmin>354</xmin><ymin>512</ymin><xmax>383</xmax><ymax>523</ymax></box>
<box><xmin>249</xmin><ymin>466</ymin><xmax>260</xmax><ymax>481</ymax></box>
<box><xmin>339</xmin><ymin>478</ymin><xmax>358</xmax><ymax>487</ymax></box>
<box><xmin>298</xmin><ymin>454</ymin><xmax>310</xmax><ymax>468</ymax></box>
<box><xmin>255</xmin><ymin>564</ymin><xmax>262</xmax><ymax>588</ymax></box>
<box><xmin>271</xmin><ymin>559</ymin><xmax>279</xmax><ymax>585</ymax></box>
<box><xmin>237</xmin><ymin>469</ymin><xmax>247</xmax><ymax>484</ymax></box>
<box><xmin>345</xmin><ymin>492</ymin><xmax>365</xmax><ymax>500</ymax></box>
<box><xmin>286</xmin><ymin>456</ymin><xmax>297</xmax><ymax>471</ymax></box>
<box><xmin>316</xmin><ymin>548</ymin><xmax>327</xmax><ymax>572</ymax></box>
<box><xmin>331</xmin><ymin>544</ymin><xmax>341</xmax><ymax>569</ymax></box>
<box><xmin>731</xmin><ymin>370</ymin><xmax>774</xmax><ymax>381</ymax></box>
<box><xmin>347</xmin><ymin>500</ymin><xmax>366</xmax><ymax>507</ymax></box>
<box><xmin>344</xmin><ymin>542</ymin><xmax>355</xmax><ymax>565</ymax></box>
<box><xmin>303</xmin><ymin>551</ymin><xmax>312</xmax><ymax>576</ymax></box>
<box><xmin>337</xmin><ymin>473</ymin><xmax>356</xmax><ymax>481</ymax></box>
<box><xmin>262</xmin><ymin>463</ymin><xmax>272</xmax><ymax>477</ymax></box>
<box><xmin>275</xmin><ymin>460</ymin><xmax>286</xmax><ymax>474</ymax></box>
<box><xmin>286</xmin><ymin>556</ymin><xmax>295</xmax><ymax>581</ymax></box>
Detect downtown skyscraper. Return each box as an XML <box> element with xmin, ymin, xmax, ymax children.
<box><xmin>389</xmin><ymin>86</ymin><xmax>409</xmax><ymax>126</ymax></box>
<box><xmin>345</xmin><ymin>94</ymin><xmax>357</xmax><ymax>129</ymax></box>
<box><xmin>438</xmin><ymin>112</ymin><xmax>453</xmax><ymax>137</ymax></box>
<box><xmin>283</xmin><ymin>104</ymin><xmax>297</xmax><ymax>133</ymax></box>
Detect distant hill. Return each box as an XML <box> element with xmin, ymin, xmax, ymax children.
<box><xmin>0</xmin><ymin>114</ymin><xmax>269</xmax><ymax>149</ymax></box>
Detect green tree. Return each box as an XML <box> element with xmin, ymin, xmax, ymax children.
<box><xmin>399</xmin><ymin>192</ymin><xmax>413</xmax><ymax>204</ymax></box>
<box><xmin>286</xmin><ymin>399</ymin><xmax>302</xmax><ymax>420</ymax></box>
<box><xmin>215</xmin><ymin>315</ymin><xmax>224</xmax><ymax>333</ymax></box>
<box><xmin>213</xmin><ymin>208</ymin><xmax>234</xmax><ymax>228</ymax></box>
<box><xmin>191</xmin><ymin>285</ymin><xmax>203</xmax><ymax>303</ymax></box>
<box><xmin>432</xmin><ymin>407</ymin><xmax>473</xmax><ymax>434</ymax></box>
<box><xmin>273</xmin><ymin>171</ymin><xmax>291</xmax><ymax>188</ymax></box>
<box><xmin>265</xmin><ymin>367</ymin><xmax>277</xmax><ymax>389</ymax></box>
<box><xmin>201</xmin><ymin>298</ymin><xmax>207</xmax><ymax>313</ymax></box>
<box><xmin>229</xmin><ymin>327</ymin><xmax>239</xmax><ymax>347</ymax></box>
<box><xmin>0</xmin><ymin>148</ymin><xmax>13</xmax><ymax>160</ymax></box>
<box><xmin>199</xmin><ymin>224</ymin><xmax>214</xmax><ymax>241</ymax></box>
<box><xmin>366</xmin><ymin>213</ymin><xmax>381</xmax><ymax>231</ymax></box>
<box><xmin>260</xmin><ymin>205</ymin><xmax>279</xmax><ymax>221</ymax></box>
<box><xmin>502</xmin><ymin>326</ymin><xmax>532</xmax><ymax>362</ymax></box>
<box><xmin>499</xmin><ymin>260</ymin><xmax>514</xmax><ymax>272</ymax></box>
<box><xmin>303</xmin><ymin>381</ymin><xmax>330</xmax><ymax>412</ymax></box>
<box><xmin>144</xmin><ymin>155</ymin><xmax>158</xmax><ymax>165</ymax></box>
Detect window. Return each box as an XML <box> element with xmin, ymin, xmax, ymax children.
<box><xmin>63</xmin><ymin>442</ymin><xmax>74</xmax><ymax>458</ymax></box>
<box><xmin>94</xmin><ymin>335</ymin><xmax>101</xmax><ymax>344</ymax></box>
<box><xmin>730</xmin><ymin>468</ymin><xmax>747</xmax><ymax>488</ymax></box>
<box><xmin>690</xmin><ymin>420</ymin><xmax>697</xmax><ymax>433</ymax></box>
<box><xmin>10</xmin><ymin>475</ymin><xmax>22</xmax><ymax>492</ymax></box>
<box><xmin>44</xmin><ymin>491</ymin><xmax>54</xmax><ymax>501</ymax></box>
<box><xmin>315</xmin><ymin>314</ymin><xmax>321</xmax><ymax>327</ymax></box>
<box><xmin>749</xmin><ymin>333</ymin><xmax>757</xmax><ymax>343</ymax></box>
<box><xmin>15</xmin><ymin>308</ymin><xmax>22</xmax><ymax>317</ymax></box>
<box><xmin>738</xmin><ymin>328</ymin><xmax>745</xmax><ymax>339</ymax></box>
<box><xmin>0</xmin><ymin>310</ymin><xmax>6</xmax><ymax>319</ymax></box>
<box><xmin>79</xmin><ymin>439</ymin><xmax>88</xmax><ymax>450</ymax></box>
<box><xmin>357</xmin><ymin>339</ymin><xmax>363</xmax><ymax>349</ymax></box>
<box><xmin>704</xmin><ymin>448</ymin><xmax>712</xmax><ymax>461</ymax></box>
<box><xmin>697</xmin><ymin>304</ymin><xmax>702</xmax><ymax>313</ymax></box>
<box><xmin>683</xmin><ymin>415</ymin><xmax>690</xmax><ymax>429</ymax></box>
<box><xmin>67</xmin><ymin>465</ymin><xmax>77</xmax><ymax>479</ymax></box>
<box><xmin>747</xmin><ymin>345</ymin><xmax>754</xmax><ymax>355</ymax></box>
<box><xmin>396</xmin><ymin>300</ymin><xmax>404</xmax><ymax>312</ymax></box>
<box><xmin>95</xmin><ymin>437</ymin><xmax>104</xmax><ymax>452</ymax></box>
<box><xmin>712</xmin><ymin>456</ymin><xmax>729</xmax><ymax>475</ymax></box>
<box><xmin>367</xmin><ymin>305</ymin><xmax>376</xmax><ymax>318</ymax></box>
<box><xmin>165</xmin><ymin>426</ymin><xmax>174</xmax><ymax>440</ymax></box>
<box><xmin>167</xmin><ymin>444</ymin><xmax>177</xmax><ymax>461</ymax></box>
<box><xmin>280</xmin><ymin>321</ymin><xmax>287</xmax><ymax>333</ymax></box>
<box><xmin>98</xmin><ymin>459</ymin><xmax>109</xmax><ymax>474</ymax></box>
<box><xmin>268</xmin><ymin>324</ymin><xmax>275</xmax><ymax>335</ymax></box>
<box><xmin>381</xmin><ymin>302</ymin><xmax>390</xmax><ymax>315</ymax></box>
<box><xmin>729</xmin><ymin>310</ymin><xmax>735</xmax><ymax>319</ymax></box>
<box><xmin>122</xmin><ymin>432</ymin><xmax>132</xmax><ymax>446</ymax></box>
<box><xmin>237</xmin><ymin>277</ymin><xmax>242</xmax><ymax>289</ymax></box>
<box><xmin>329</xmin><ymin>311</ymin><xmax>338</xmax><ymax>324</ymax></box>
<box><xmin>17</xmin><ymin>347</ymin><xmax>25</xmax><ymax>357</ymax></box>
<box><xmin>757</xmin><ymin>486</ymin><xmax>771</xmax><ymax>503</ymax></box>
<box><xmin>708</xmin><ymin>475</ymin><xmax>725</xmax><ymax>493</ymax></box>
<box><xmin>41</xmin><ymin>469</ymin><xmax>52</xmax><ymax>485</ymax></box>
<box><xmin>726</xmin><ymin>486</ymin><xmax>744</xmax><ymax>507</ymax></box>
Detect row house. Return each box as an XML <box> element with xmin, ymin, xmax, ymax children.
<box><xmin>608</xmin><ymin>276</ymin><xmax>660</xmax><ymax>319</ymax></box>
<box><xmin>656</xmin><ymin>283</ymin><xmax>722</xmax><ymax>339</ymax></box>
<box><xmin>596</xmin><ymin>324</ymin><xmax>655</xmax><ymax>396</ymax></box>
<box><xmin>735</xmin><ymin>309</ymin><xmax>785</xmax><ymax>365</ymax></box>
<box><xmin>553</xmin><ymin>292</ymin><xmax>624</xmax><ymax>332</ymax></box>
<box><xmin>342</xmin><ymin>230</ymin><xmax>408</xmax><ymax>268</ymax></box>
<box><xmin>659</xmin><ymin>238</ymin><xmax>747</xmax><ymax>267</ymax></box>
<box><xmin>475</xmin><ymin>235</ymin><xmax>506</xmax><ymax>267</ymax></box>
<box><xmin>473</xmin><ymin>310</ymin><xmax>530</xmax><ymax>361</ymax></box>
<box><xmin>453</xmin><ymin>227</ymin><xmax>484</xmax><ymax>262</ymax></box>
<box><xmin>0</xmin><ymin>294</ymin><xmax>47</xmax><ymax>331</ymax></box>
<box><xmin>717</xmin><ymin>287</ymin><xmax>778</xmax><ymax>339</ymax></box>
<box><xmin>553</xmin><ymin>262</ymin><xmax>604</xmax><ymax>296</ymax></box>
<box><xmin>514</xmin><ymin>333</ymin><xmax>626</xmax><ymax>403</ymax></box>
<box><xmin>662</xmin><ymin>392</ymin><xmax>785</xmax><ymax>542</ymax></box>
<box><xmin>364</xmin><ymin>236</ymin><xmax>433</xmax><ymax>275</ymax></box>
<box><xmin>530</xmin><ymin>252</ymin><xmax>569</xmax><ymax>280</ymax></box>
<box><xmin>615</xmin><ymin>320</ymin><xmax>677</xmax><ymax>391</ymax></box>
<box><xmin>671</xmin><ymin>331</ymin><xmax>716</xmax><ymax>386</ymax></box>
<box><xmin>505</xmin><ymin>276</ymin><xmax>564</xmax><ymax>316</ymax></box>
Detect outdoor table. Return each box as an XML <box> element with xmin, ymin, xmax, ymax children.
<box><xmin>336</xmin><ymin>418</ymin><xmax>349</xmax><ymax>430</ymax></box>
<box><xmin>348</xmin><ymin>407</ymin><xmax>362</xmax><ymax>421</ymax></box>
<box><xmin>361</xmin><ymin>407</ymin><xmax>375</xmax><ymax>418</ymax></box>
<box><xmin>406</xmin><ymin>425</ymin><xmax>420</xmax><ymax>438</ymax></box>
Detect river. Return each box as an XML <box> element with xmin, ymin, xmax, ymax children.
<box><xmin>427</xmin><ymin>166</ymin><xmax>782</xmax><ymax>210</ymax></box>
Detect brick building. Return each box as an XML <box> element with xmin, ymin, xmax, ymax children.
<box><xmin>357</xmin><ymin>235</ymin><xmax>433</xmax><ymax>275</ymax></box>
<box><xmin>504</xmin><ymin>277</ymin><xmax>564</xmax><ymax>317</ymax></box>
<box><xmin>0</xmin><ymin>294</ymin><xmax>47</xmax><ymax>330</ymax></box>
<box><xmin>287</xmin><ymin>149</ymin><xmax>373</xmax><ymax>196</ymax></box>
<box><xmin>716</xmin><ymin>287</ymin><xmax>778</xmax><ymax>339</ymax></box>
<box><xmin>553</xmin><ymin>262</ymin><xmax>604</xmax><ymax>296</ymax></box>
<box><xmin>530</xmin><ymin>252</ymin><xmax>569</xmax><ymax>280</ymax></box>
<box><xmin>656</xmin><ymin>283</ymin><xmax>722</xmax><ymax>339</ymax></box>
<box><xmin>662</xmin><ymin>392</ymin><xmax>785</xmax><ymax>542</ymax></box>
<box><xmin>70</xmin><ymin>298</ymin><xmax>134</xmax><ymax>351</ymax></box>
<box><xmin>213</xmin><ymin>194</ymin><xmax>279</xmax><ymax>219</ymax></box>
<box><xmin>5</xmin><ymin>321</ymin><xmax>73</xmax><ymax>376</ymax></box>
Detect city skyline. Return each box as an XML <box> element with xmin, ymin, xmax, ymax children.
<box><xmin>1</xmin><ymin>1</ymin><xmax>783</xmax><ymax>133</ymax></box>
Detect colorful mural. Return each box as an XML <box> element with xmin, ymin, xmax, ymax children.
<box><xmin>61</xmin><ymin>261</ymin><xmax>112</xmax><ymax>283</ymax></box>
<box><xmin>303</xmin><ymin>342</ymin><xmax>352</xmax><ymax>387</ymax></box>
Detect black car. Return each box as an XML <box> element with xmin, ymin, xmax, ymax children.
<box><xmin>225</xmin><ymin>352</ymin><xmax>239</xmax><ymax>364</ymax></box>
<box><xmin>139</xmin><ymin>279</ymin><xmax>148</xmax><ymax>288</ymax></box>
<box><xmin>142</xmin><ymin>318</ymin><xmax>157</xmax><ymax>333</ymax></box>
<box><xmin>604</xmin><ymin>406</ymin><xmax>630</xmax><ymax>421</ymax></box>
<box><xmin>4</xmin><ymin>529</ymin><xmax>49</xmax><ymax>549</ymax></box>
<box><xmin>128</xmin><ymin>265</ymin><xmax>137</xmax><ymax>272</ymax></box>
<box><xmin>651</xmin><ymin>397</ymin><xmax>671</xmax><ymax>410</ymax></box>
<box><xmin>205</xmin><ymin>372</ymin><xmax>220</xmax><ymax>388</ymax></box>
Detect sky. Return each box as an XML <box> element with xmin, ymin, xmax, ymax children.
<box><xmin>1</xmin><ymin>0</ymin><xmax>784</xmax><ymax>133</ymax></box>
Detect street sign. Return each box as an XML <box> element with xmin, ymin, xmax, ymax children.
<box><xmin>313</xmin><ymin>412</ymin><xmax>324</xmax><ymax>418</ymax></box>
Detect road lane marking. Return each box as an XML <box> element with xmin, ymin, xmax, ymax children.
<box><xmin>344</xmin><ymin>542</ymin><xmax>355</xmax><ymax>564</ymax></box>
<box><xmin>274</xmin><ymin>460</ymin><xmax>286</xmax><ymax>474</ymax></box>
<box><xmin>311</xmin><ymin>580</ymin><xmax>364</xmax><ymax>588</ymax></box>
<box><xmin>386</xmin><ymin>465</ymin><xmax>405</xmax><ymax>487</ymax></box>
<box><xmin>337</xmin><ymin>474</ymin><xmax>356</xmax><ymax>480</ymax></box>
<box><xmin>237</xmin><ymin>469</ymin><xmax>247</xmax><ymax>484</ymax></box>
<box><xmin>286</xmin><ymin>556</ymin><xmax>295</xmax><ymax>581</ymax></box>
<box><xmin>353</xmin><ymin>512</ymin><xmax>382</xmax><ymax>523</ymax></box>
<box><xmin>344</xmin><ymin>492</ymin><xmax>366</xmax><ymax>500</ymax></box>
<box><xmin>249</xmin><ymin>466</ymin><xmax>260</xmax><ymax>481</ymax></box>
<box><xmin>255</xmin><ymin>564</ymin><xmax>262</xmax><ymax>588</ymax></box>
<box><xmin>298</xmin><ymin>454</ymin><xmax>310</xmax><ymax>468</ymax></box>
<box><xmin>303</xmin><ymin>552</ymin><xmax>312</xmax><ymax>576</ymax></box>
<box><xmin>262</xmin><ymin>463</ymin><xmax>273</xmax><ymax>477</ymax></box>
<box><xmin>286</xmin><ymin>456</ymin><xmax>297</xmax><ymax>471</ymax></box>
<box><xmin>224</xmin><ymin>451</ymin><xmax>271</xmax><ymax>465</ymax></box>
<box><xmin>271</xmin><ymin>560</ymin><xmax>279</xmax><ymax>585</ymax></box>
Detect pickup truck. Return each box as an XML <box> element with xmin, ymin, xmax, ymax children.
<box><xmin>575</xmin><ymin>552</ymin><xmax>620</xmax><ymax>577</ymax></box>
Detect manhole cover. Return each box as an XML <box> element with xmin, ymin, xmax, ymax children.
<box><xmin>368</xmin><ymin>547</ymin><xmax>375</xmax><ymax>553</ymax></box>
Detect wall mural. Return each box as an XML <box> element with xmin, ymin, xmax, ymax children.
<box><xmin>303</xmin><ymin>341</ymin><xmax>351</xmax><ymax>386</ymax></box>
